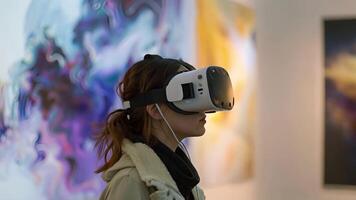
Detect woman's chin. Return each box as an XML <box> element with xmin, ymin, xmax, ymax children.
<box><xmin>193</xmin><ymin>127</ymin><xmax>206</xmax><ymax>137</ymax></box>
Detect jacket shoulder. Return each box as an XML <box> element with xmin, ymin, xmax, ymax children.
<box><xmin>100</xmin><ymin>167</ymin><xmax>150</xmax><ymax>200</ymax></box>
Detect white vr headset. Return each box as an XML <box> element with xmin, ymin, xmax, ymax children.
<box><xmin>122</xmin><ymin>62</ymin><xmax>234</xmax><ymax>115</ymax></box>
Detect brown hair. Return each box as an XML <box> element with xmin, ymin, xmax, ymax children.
<box><xmin>94</xmin><ymin>54</ymin><xmax>184</xmax><ymax>173</ymax></box>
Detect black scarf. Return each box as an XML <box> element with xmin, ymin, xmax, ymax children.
<box><xmin>130</xmin><ymin>136</ymin><xmax>200</xmax><ymax>199</ymax></box>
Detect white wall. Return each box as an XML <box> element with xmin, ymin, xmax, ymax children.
<box><xmin>255</xmin><ymin>0</ymin><xmax>356</xmax><ymax>200</ymax></box>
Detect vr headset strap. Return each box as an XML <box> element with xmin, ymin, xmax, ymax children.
<box><xmin>127</xmin><ymin>88</ymin><xmax>166</xmax><ymax>109</ymax></box>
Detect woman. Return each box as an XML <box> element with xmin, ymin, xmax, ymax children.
<box><xmin>96</xmin><ymin>54</ymin><xmax>206</xmax><ymax>200</ymax></box>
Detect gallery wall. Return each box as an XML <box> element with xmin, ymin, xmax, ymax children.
<box><xmin>255</xmin><ymin>0</ymin><xmax>356</xmax><ymax>199</ymax></box>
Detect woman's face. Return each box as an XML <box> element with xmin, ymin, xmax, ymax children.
<box><xmin>148</xmin><ymin>65</ymin><xmax>206</xmax><ymax>141</ymax></box>
<box><xmin>157</xmin><ymin>104</ymin><xmax>206</xmax><ymax>139</ymax></box>
<box><xmin>161</xmin><ymin>65</ymin><xmax>206</xmax><ymax>139</ymax></box>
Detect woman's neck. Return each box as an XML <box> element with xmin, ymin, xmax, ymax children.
<box><xmin>152</xmin><ymin>127</ymin><xmax>181</xmax><ymax>151</ymax></box>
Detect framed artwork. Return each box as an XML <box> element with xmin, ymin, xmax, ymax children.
<box><xmin>324</xmin><ymin>18</ymin><xmax>356</xmax><ymax>186</ymax></box>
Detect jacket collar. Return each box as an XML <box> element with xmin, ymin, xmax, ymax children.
<box><xmin>102</xmin><ymin>138</ymin><xmax>179</xmax><ymax>191</ymax></box>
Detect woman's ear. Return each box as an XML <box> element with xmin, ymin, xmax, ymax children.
<box><xmin>146</xmin><ymin>104</ymin><xmax>162</xmax><ymax>120</ymax></box>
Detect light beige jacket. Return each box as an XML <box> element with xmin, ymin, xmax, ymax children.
<box><xmin>99</xmin><ymin>138</ymin><xmax>206</xmax><ymax>200</ymax></box>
